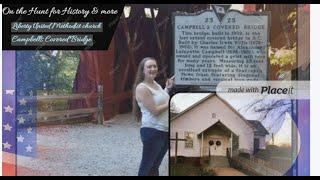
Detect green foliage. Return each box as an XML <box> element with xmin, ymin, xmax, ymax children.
<box><xmin>255</xmin><ymin>149</ymin><xmax>271</xmax><ymax>160</ymax></box>
<box><xmin>239</xmin><ymin>152</ymin><xmax>251</xmax><ymax>159</ymax></box>
<box><xmin>287</xmin><ymin>10</ymin><xmax>297</xmax><ymax>34</ymax></box>
<box><xmin>51</xmin><ymin>51</ymin><xmax>80</xmax><ymax>94</ymax></box>
<box><xmin>199</xmin><ymin>168</ymin><xmax>215</xmax><ymax>176</ymax></box>
<box><xmin>170</xmin><ymin>157</ymin><xmax>216</xmax><ymax>176</ymax></box>
<box><xmin>170</xmin><ymin>162</ymin><xmax>202</xmax><ymax>176</ymax></box>
<box><xmin>254</xmin><ymin>145</ymin><xmax>291</xmax><ymax>161</ymax></box>
<box><xmin>269</xmin><ymin>10</ymin><xmax>297</xmax><ymax>76</ymax></box>
<box><xmin>20</xmin><ymin>51</ymin><xmax>80</xmax><ymax>94</ymax></box>
<box><xmin>269</xmin><ymin>46</ymin><xmax>296</xmax><ymax>69</ymax></box>
<box><xmin>17</xmin><ymin>51</ymin><xmax>80</xmax><ymax>113</ymax></box>
<box><xmin>265</xmin><ymin>145</ymin><xmax>291</xmax><ymax>158</ymax></box>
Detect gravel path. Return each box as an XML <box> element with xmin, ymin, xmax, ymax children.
<box><xmin>17</xmin><ymin>114</ymin><xmax>168</xmax><ymax>176</ymax></box>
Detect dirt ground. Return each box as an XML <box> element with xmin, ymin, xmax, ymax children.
<box><xmin>16</xmin><ymin>114</ymin><xmax>168</xmax><ymax>176</ymax></box>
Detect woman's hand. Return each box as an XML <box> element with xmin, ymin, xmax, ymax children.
<box><xmin>165</xmin><ymin>76</ymin><xmax>175</xmax><ymax>90</ymax></box>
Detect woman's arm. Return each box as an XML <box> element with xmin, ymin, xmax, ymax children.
<box><xmin>164</xmin><ymin>87</ymin><xmax>169</xmax><ymax>94</ymax></box>
<box><xmin>136</xmin><ymin>85</ymin><xmax>168</xmax><ymax>116</ymax></box>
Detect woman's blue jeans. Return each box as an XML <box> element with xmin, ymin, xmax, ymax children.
<box><xmin>138</xmin><ymin>127</ymin><xmax>168</xmax><ymax>176</ymax></box>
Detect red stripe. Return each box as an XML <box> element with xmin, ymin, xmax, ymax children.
<box><xmin>3</xmin><ymin>152</ymin><xmax>16</xmax><ymax>176</ymax></box>
<box><xmin>3</xmin><ymin>163</ymin><xmax>16</xmax><ymax>176</ymax></box>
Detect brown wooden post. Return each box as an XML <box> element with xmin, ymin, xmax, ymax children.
<box><xmin>170</xmin><ymin>132</ymin><xmax>187</xmax><ymax>164</ymax></box>
<box><xmin>121</xmin><ymin>18</ymin><xmax>138</xmax><ymax>74</ymax></box>
<box><xmin>114</xmin><ymin>17</ymin><xmax>138</xmax><ymax>115</ymax></box>
<box><xmin>97</xmin><ymin>85</ymin><xmax>104</xmax><ymax>124</ymax></box>
<box><xmin>151</xmin><ymin>8</ymin><xmax>168</xmax><ymax>79</ymax></box>
<box><xmin>151</xmin><ymin>8</ymin><xmax>162</xmax><ymax>52</ymax></box>
<box><xmin>175</xmin><ymin>132</ymin><xmax>178</xmax><ymax>164</ymax></box>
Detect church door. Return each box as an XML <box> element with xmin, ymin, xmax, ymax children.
<box><xmin>254</xmin><ymin>138</ymin><xmax>260</xmax><ymax>154</ymax></box>
<box><xmin>209</xmin><ymin>138</ymin><xmax>225</xmax><ymax>156</ymax></box>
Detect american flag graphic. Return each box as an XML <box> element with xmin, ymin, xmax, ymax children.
<box><xmin>3</xmin><ymin>51</ymin><xmax>37</xmax><ymax>176</ymax></box>
<box><xmin>214</xmin><ymin>5</ymin><xmax>226</xmax><ymax>14</ymax></box>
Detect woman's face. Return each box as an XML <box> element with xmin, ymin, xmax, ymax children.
<box><xmin>143</xmin><ymin>59</ymin><xmax>158</xmax><ymax>80</ymax></box>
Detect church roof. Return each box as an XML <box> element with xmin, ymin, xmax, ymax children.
<box><xmin>171</xmin><ymin>93</ymin><xmax>269</xmax><ymax>137</ymax></box>
<box><xmin>247</xmin><ymin>120</ymin><xmax>269</xmax><ymax>136</ymax></box>
<box><xmin>170</xmin><ymin>93</ymin><xmax>216</xmax><ymax>121</ymax></box>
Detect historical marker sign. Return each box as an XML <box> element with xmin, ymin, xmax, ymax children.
<box><xmin>173</xmin><ymin>9</ymin><xmax>270</xmax><ymax>86</ymax></box>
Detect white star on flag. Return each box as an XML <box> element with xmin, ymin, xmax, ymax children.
<box><xmin>3</xmin><ymin>142</ymin><xmax>12</xmax><ymax>150</ymax></box>
<box><xmin>27</xmin><ymin>127</ymin><xmax>33</xmax><ymax>134</ymax></box>
<box><xmin>215</xmin><ymin>6</ymin><xmax>226</xmax><ymax>14</ymax></box>
<box><xmin>26</xmin><ymin>145</ymin><xmax>33</xmax><ymax>152</ymax></box>
<box><xmin>29</xmin><ymin>90</ymin><xmax>34</xmax><ymax>96</ymax></box>
<box><xmin>19</xmin><ymin>98</ymin><xmax>28</xmax><ymax>106</ymax></box>
<box><xmin>18</xmin><ymin>116</ymin><xmax>26</xmax><ymax>124</ymax></box>
<box><xmin>5</xmin><ymin>90</ymin><xmax>15</xmax><ymax>95</ymax></box>
<box><xmin>28</xmin><ymin>109</ymin><xmax>33</xmax><ymax>116</ymax></box>
<box><xmin>3</xmin><ymin>123</ymin><xmax>13</xmax><ymax>131</ymax></box>
<box><xmin>4</xmin><ymin>105</ymin><xmax>14</xmax><ymax>114</ymax></box>
<box><xmin>17</xmin><ymin>135</ymin><xmax>25</xmax><ymax>143</ymax></box>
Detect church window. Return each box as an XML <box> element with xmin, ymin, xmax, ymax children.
<box><xmin>185</xmin><ymin>132</ymin><xmax>194</xmax><ymax>148</ymax></box>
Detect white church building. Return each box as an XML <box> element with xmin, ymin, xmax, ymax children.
<box><xmin>170</xmin><ymin>94</ymin><xmax>269</xmax><ymax>158</ymax></box>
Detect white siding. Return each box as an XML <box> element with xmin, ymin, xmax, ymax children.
<box><xmin>170</xmin><ymin>95</ymin><xmax>255</xmax><ymax>157</ymax></box>
<box><xmin>255</xmin><ymin>136</ymin><xmax>266</xmax><ymax>149</ymax></box>
<box><xmin>170</xmin><ymin>130</ymin><xmax>201</xmax><ymax>157</ymax></box>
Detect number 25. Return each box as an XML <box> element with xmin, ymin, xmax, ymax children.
<box><xmin>227</xmin><ymin>18</ymin><xmax>235</xmax><ymax>23</ymax></box>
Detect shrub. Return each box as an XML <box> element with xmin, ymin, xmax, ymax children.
<box><xmin>239</xmin><ymin>152</ymin><xmax>251</xmax><ymax>159</ymax></box>
<box><xmin>199</xmin><ymin>169</ymin><xmax>215</xmax><ymax>176</ymax></box>
<box><xmin>255</xmin><ymin>149</ymin><xmax>271</xmax><ymax>160</ymax></box>
<box><xmin>193</xmin><ymin>157</ymin><xmax>202</xmax><ymax>167</ymax></box>
<box><xmin>177</xmin><ymin>156</ymin><xmax>185</xmax><ymax>164</ymax></box>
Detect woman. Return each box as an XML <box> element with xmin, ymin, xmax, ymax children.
<box><xmin>133</xmin><ymin>57</ymin><xmax>174</xmax><ymax>176</ymax></box>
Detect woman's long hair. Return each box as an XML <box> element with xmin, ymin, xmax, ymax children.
<box><xmin>132</xmin><ymin>57</ymin><xmax>156</xmax><ymax>121</ymax></box>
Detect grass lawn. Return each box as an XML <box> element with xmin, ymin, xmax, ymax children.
<box><xmin>170</xmin><ymin>163</ymin><xmax>202</xmax><ymax>176</ymax></box>
<box><xmin>170</xmin><ymin>162</ymin><xmax>215</xmax><ymax>176</ymax></box>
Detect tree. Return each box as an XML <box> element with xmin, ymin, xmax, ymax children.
<box><xmin>240</xmin><ymin>99</ymin><xmax>292</xmax><ymax>134</ymax></box>
<box><xmin>239</xmin><ymin>10</ymin><xmax>297</xmax><ymax>135</ymax></box>
<box><xmin>16</xmin><ymin>50</ymin><xmax>80</xmax><ymax>95</ymax></box>
<box><xmin>269</xmin><ymin>10</ymin><xmax>297</xmax><ymax>77</ymax></box>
